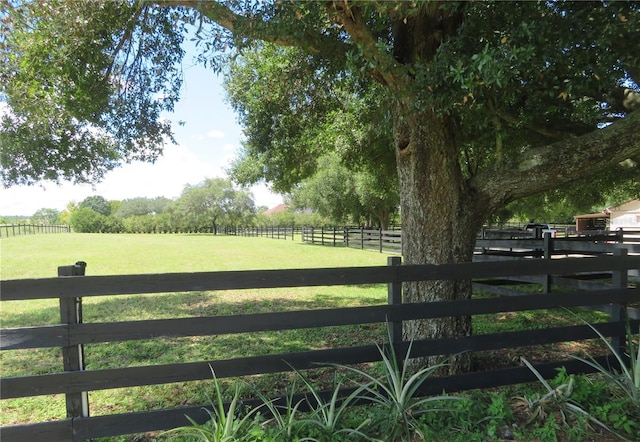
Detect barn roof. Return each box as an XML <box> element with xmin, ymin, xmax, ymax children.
<box><xmin>263</xmin><ymin>204</ymin><xmax>287</xmax><ymax>215</ymax></box>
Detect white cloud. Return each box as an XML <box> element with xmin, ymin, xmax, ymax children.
<box><xmin>0</xmin><ymin>143</ymin><xmax>283</xmax><ymax>216</ymax></box>
<box><xmin>250</xmin><ymin>183</ymin><xmax>284</xmax><ymax>209</ymax></box>
<box><xmin>207</xmin><ymin>130</ymin><xmax>224</xmax><ymax>139</ymax></box>
<box><xmin>0</xmin><ymin>143</ymin><xmax>224</xmax><ymax>215</ymax></box>
<box><xmin>218</xmin><ymin>153</ymin><xmax>238</xmax><ymax>171</ymax></box>
<box><xmin>93</xmin><ymin>143</ymin><xmax>224</xmax><ymax>200</ymax></box>
<box><xmin>222</xmin><ymin>143</ymin><xmax>235</xmax><ymax>151</ymax></box>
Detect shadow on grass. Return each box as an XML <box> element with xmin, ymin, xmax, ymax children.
<box><xmin>2</xmin><ymin>289</ymin><xmax>386</xmax><ymax>375</ymax></box>
<box><xmin>3</xmin><ymin>289</ymin><xmax>384</xmax><ymax>324</ymax></box>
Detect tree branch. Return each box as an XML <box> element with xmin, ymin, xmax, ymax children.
<box><xmin>474</xmin><ymin>110</ymin><xmax>640</xmax><ymax>206</ymax></box>
<box><xmin>493</xmin><ymin>107</ymin><xmax>570</xmax><ymax>141</ymax></box>
<box><xmin>607</xmin><ymin>87</ymin><xmax>640</xmax><ymax>114</ymax></box>
<box><xmin>327</xmin><ymin>1</ymin><xmax>406</xmax><ymax>91</ymax></box>
<box><xmin>159</xmin><ymin>0</ymin><xmax>352</xmax><ymax>57</ymax></box>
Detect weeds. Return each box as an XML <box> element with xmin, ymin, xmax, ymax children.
<box><xmin>515</xmin><ymin>357</ymin><xmax>629</xmax><ymax>442</ymax></box>
<box><xmin>251</xmin><ymin>380</ymin><xmax>305</xmax><ymax>440</ymax></box>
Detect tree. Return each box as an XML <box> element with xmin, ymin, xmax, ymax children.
<box><xmin>31</xmin><ymin>208</ymin><xmax>61</xmax><ymax>225</ymax></box>
<box><xmin>78</xmin><ymin>195</ymin><xmax>112</xmax><ymax>216</ymax></box>
<box><xmin>224</xmin><ymin>187</ymin><xmax>257</xmax><ymax>228</ymax></box>
<box><xmin>114</xmin><ymin>197</ymin><xmax>172</xmax><ymax>218</ymax></box>
<box><xmin>288</xmin><ymin>152</ymin><xmax>398</xmax><ymax>228</ymax></box>
<box><xmin>290</xmin><ymin>153</ymin><xmax>364</xmax><ymax>226</ymax></box>
<box><xmin>59</xmin><ymin>201</ymin><xmax>78</xmax><ymax>226</ymax></box>
<box><xmin>1</xmin><ymin>1</ymin><xmax>181</xmax><ymax>185</ymax></box>
<box><xmin>70</xmin><ymin>207</ymin><xmax>105</xmax><ymax>233</ymax></box>
<box><xmin>225</xmin><ymin>43</ymin><xmax>399</xmax><ymax>228</ymax></box>
<box><xmin>174</xmin><ymin>178</ymin><xmax>255</xmax><ymax>234</ymax></box>
<box><xmin>3</xmin><ymin>1</ymin><xmax>640</xmax><ymax>373</ymax></box>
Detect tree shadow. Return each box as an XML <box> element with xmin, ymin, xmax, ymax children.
<box><xmin>2</xmin><ymin>288</ymin><xmax>387</xmax><ymax>374</ymax></box>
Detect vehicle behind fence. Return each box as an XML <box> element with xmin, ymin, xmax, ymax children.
<box><xmin>0</xmin><ymin>224</ymin><xmax>71</xmax><ymax>238</ymax></box>
<box><xmin>1</xmin><ymin>254</ymin><xmax>639</xmax><ymax>441</ymax></box>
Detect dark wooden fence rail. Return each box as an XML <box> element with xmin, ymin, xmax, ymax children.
<box><xmin>301</xmin><ymin>226</ymin><xmax>640</xmax><ymax>256</ymax></box>
<box><xmin>223</xmin><ymin>225</ymin><xmax>300</xmax><ymax>240</ymax></box>
<box><xmin>0</xmin><ymin>224</ymin><xmax>71</xmax><ymax>238</ymax></box>
<box><xmin>1</xmin><ymin>256</ymin><xmax>639</xmax><ymax>441</ymax></box>
<box><xmin>301</xmin><ymin>226</ymin><xmax>403</xmax><ymax>253</ymax></box>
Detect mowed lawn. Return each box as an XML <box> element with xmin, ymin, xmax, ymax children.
<box><xmin>0</xmin><ymin>233</ymin><xmax>393</xmax><ymax>429</ymax></box>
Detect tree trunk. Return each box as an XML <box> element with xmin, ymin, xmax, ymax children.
<box><xmin>394</xmin><ymin>106</ymin><xmax>487</xmax><ymax>374</ymax></box>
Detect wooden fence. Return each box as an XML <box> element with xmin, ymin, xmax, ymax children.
<box><xmin>302</xmin><ymin>226</ymin><xmax>402</xmax><ymax>253</ymax></box>
<box><xmin>0</xmin><ymin>224</ymin><xmax>70</xmax><ymax>238</ymax></box>
<box><xmin>223</xmin><ymin>225</ymin><xmax>300</xmax><ymax>240</ymax></box>
<box><xmin>301</xmin><ymin>226</ymin><xmax>640</xmax><ymax>257</ymax></box>
<box><xmin>1</xmin><ymin>256</ymin><xmax>639</xmax><ymax>441</ymax></box>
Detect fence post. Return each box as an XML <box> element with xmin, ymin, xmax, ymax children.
<box><xmin>387</xmin><ymin>256</ymin><xmax>403</xmax><ymax>346</ymax></box>
<box><xmin>58</xmin><ymin>261</ymin><xmax>89</xmax><ymax>419</ymax></box>
<box><xmin>611</xmin><ymin>248</ymin><xmax>628</xmax><ymax>355</ymax></box>
<box><xmin>542</xmin><ymin>232</ymin><xmax>553</xmax><ymax>294</ymax></box>
<box><xmin>360</xmin><ymin>227</ymin><xmax>364</xmax><ymax>250</ymax></box>
<box><xmin>379</xmin><ymin>228</ymin><xmax>383</xmax><ymax>253</ymax></box>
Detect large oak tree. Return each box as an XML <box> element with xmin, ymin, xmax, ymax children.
<box><xmin>2</xmin><ymin>1</ymin><xmax>639</xmax><ymax>372</ymax></box>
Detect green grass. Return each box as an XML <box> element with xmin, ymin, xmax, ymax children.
<box><xmin>0</xmin><ymin>234</ymin><xmax>392</xmax><ymax>428</ymax></box>
<box><xmin>1</xmin><ymin>233</ymin><xmax>391</xmax><ymax>279</ymax></box>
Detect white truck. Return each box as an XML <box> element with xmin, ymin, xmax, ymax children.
<box><xmin>523</xmin><ymin>223</ymin><xmax>557</xmax><ymax>238</ymax></box>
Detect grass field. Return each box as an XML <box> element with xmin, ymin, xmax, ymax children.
<box><xmin>1</xmin><ymin>233</ymin><xmax>394</xmax><ymax>431</ymax></box>
<box><xmin>0</xmin><ymin>233</ymin><xmax>617</xmax><ymax>441</ymax></box>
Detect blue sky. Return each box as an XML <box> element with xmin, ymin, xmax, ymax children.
<box><xmin>1</xmin><ymin>47</ymin><xmax>283</xmax><ymax>216</ymax></box>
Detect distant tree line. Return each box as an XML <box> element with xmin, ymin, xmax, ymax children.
<box><xmin>10</xmin><ymin>172</ymin><xmax>636</xmax><ymax>233</ymax></box>
<box><xmin>66</xmin><ymin>178</ymin><xmax>254</xmax><ymax>234</ymax></box>
<box><xmin>13</xmin><ymin>177</ymin><xmax>336</xmax><ymax>234</ymax></box>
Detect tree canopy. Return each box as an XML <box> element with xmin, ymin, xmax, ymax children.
<box><xmin>172</xmin><ymin>177</ymin><xmax>255</xmax><ymax>234</ymax></box>
<box><xmin>288</xmin><ymin>152</ymin><xmax>398</xmax><ymax>228</ymax></box>
<box><xmin>31</xmin><ymin>207</ymin><xmax>61</xmax><ymax>225</ymax></box>
<box><xmin>1</xmin><ymin>1</ymin><xmax>183</xmax><ymax>185</ymax></box>
<box><xmin>78</xmin><ymin>195</ymin><xmax>112</xmax><ymax>216</ymax></box>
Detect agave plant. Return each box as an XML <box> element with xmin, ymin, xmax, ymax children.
<box><xmin>569</xmin><ymin>316</ymin><xmax>640</xmax><ymax>407</ymax></box>
<box><xmin>330</xmin><ymin>338</ymin><xmax>468</xmax><ymax>441</ymax></box>
<box><xmin>164</xmin><ymin>367</ymin><xmax>264</xmax><ymax>442</ymax></box>
<box><xmin>251</xmin><ymin>379</ymin><xmax>307</xmax><ymax>441</ymax></box>
<box><xmin>290</xmin><ymin>366</ymin><xmax>374</xmax><ymax>442</ymax></box>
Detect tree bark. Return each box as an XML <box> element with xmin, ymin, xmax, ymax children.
<box><xmin>394</xmin><ymin>104</ymin><xmax>486</xmax><ymax>373</ymax></box>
